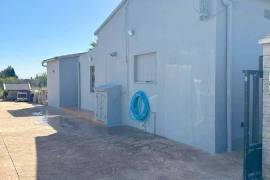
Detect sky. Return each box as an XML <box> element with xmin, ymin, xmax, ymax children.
<box><xmin>0</xmin><ymin>0</ymin><xmax>121</xmax><ymax>79</ymax></box>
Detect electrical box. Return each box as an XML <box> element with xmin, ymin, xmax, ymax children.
<box><xmin>95</xmin><ymin>84</ymin><xmax>122</xmax><ymax>127</ymax></box>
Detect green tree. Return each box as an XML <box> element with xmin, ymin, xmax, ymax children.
<box><xmin>89</xmin><ymin>40</ymin><xmax>97</xmax><ymax>50</ymax></box>
<box><xmin>0</xmin><ymin>66</ymin><xmax>18</xmax><ymax>78</ymax></box>
<box><xmin>29</xmin><ymin>72</ymin><xmax>47</xmax><ymax>88</ymax></box>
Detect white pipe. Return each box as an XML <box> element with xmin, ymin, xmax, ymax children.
<box><xmin>222</xmin><ymin>0</ymin><xmax>233</xmax><ymax>152</ymax></box>
<box><xmin>77</xmin><ymin>61</ymin><xmax>81</xmax><ymax>110</ymax></box>
<box><xmin>125</xmin><ymin>0</ymin><xmax>130</xmax><ymax>99</ymax></box>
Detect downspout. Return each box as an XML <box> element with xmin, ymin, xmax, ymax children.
<box><xmin>77</xmin><ymin>61</ymin><xmax>81</xmax><ymax>110</ymax></box>
<box><xmin>222</xmin><ymin>0</ymin><xmax>233</xmax><ymax>152</ymax></box>
<box><xmin>125</xmin><ymin>0</ymin><xmax>130</xmax><ymax>99</ymax></box>
<box><xmin>42</xmin><ymin>60</ymin><xmax>47</xmax><ymax>67</ymax></box>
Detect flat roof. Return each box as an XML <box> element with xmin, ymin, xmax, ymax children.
<box><xmin>43</xmin><ymin>52</ymin><xmax>86</xmax><ymax>63</ymax></box>
<box><xmin>42</xmin><ymin>52</ymin><xmax>87</xmax><ymax>67</ymax></box>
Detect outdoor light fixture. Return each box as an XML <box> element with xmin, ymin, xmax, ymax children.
<box><xmin>128</xmin><ymin>30</ymin><xmax>135</xmax><ymax>36</ymax></box>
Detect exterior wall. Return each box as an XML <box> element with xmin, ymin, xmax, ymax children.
<box><xmin>7</xmin><ymin>91</ymin><xmax>18</xmax><ymax>100</ymax></box>
<box><xmin>79</xmin><ymin>52</ymin><xmax>96</xmax><ymax>111</ymax></box>
<box><xmin>94</xmin><ymin>3</ymin><xmax>128</xmax><ymax>126</ymax></box>
<box><xmin>228</xmin><ymin>0</ymin><xmax>270</xmax><ymax>150</ymax></box>
<box><xmin>82</xmin><ymin>0</ymin><xmax>270</xmax><ymax>153</ymax></box>
<box><xmin>5</xmin><ymin>90</ymin><xmax>30</xmax><ymax>101</ymax></box>
<box><xmin>261</xmin><ymin>39</ymin><xmax>270</xmax><ymax>180</ymax></box>
<box><xmin>59</xmin><ymin>57</ymin><xmax>79</xmax><ymax>107</ymax></box>
<box><xmin>47</xmin><ymin>60</ymin><xmax>60</xmax><ymax>108</ymax></box>
<box><xmin>215</xmin><ymin>0</ymin><xmax>228</xmax><ymax>153</ymax></box>
<box><xmin>94</xmin><ymin>0</ymin><xmax>220</xmax><ymax>153</ymax></box>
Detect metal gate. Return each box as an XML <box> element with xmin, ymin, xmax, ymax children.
<box><xmin>243</xmin><ymin>69</ymin><xmax>263</xmax><ymax>180</ymax></box>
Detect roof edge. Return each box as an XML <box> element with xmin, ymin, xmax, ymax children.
<box><xmin>42</xmin><ymin>52</ymin><xmax>87</xmax><ymax>65</ymax></box>
<box><xmin>94</xmin><ymin>0</ymin><xmax>127</xmax><ymax>35</ymax></box>
<box><xmin>259</xmin><ymin>35</ymin><xmax>270</xmax><ymax>45</ymax></box>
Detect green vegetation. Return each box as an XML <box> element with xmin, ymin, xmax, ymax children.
<box><xmin>30</xmin><ymin>72</ymin><xmax>47</xmax><ymax>88</ymax></box>
<box><xmin>0</xmin><ymin>66</ymin><xmax>47</xmax><ymax>98</ymax></box>
<box><xmin>89</xmin><ymin>40</ymin><xmax>97</xmax><ymax>50</ymax></box>
<box><xmin>0</xmin><ymin>66</ymin><xmax>17</xmax><ymax>78</ymax></box>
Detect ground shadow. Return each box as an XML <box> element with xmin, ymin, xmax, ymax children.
<box><xmin>7</xmin><ymin>105</ymin><xmax>243</xmax><ymax>180</ymax></box>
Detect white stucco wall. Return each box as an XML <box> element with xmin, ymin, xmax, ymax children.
<box><xmin>228</xmin><ymin>0</ymin><xmax>270</xmax><ymax>150</ymax></box>
<box><xmin>126</xmin><ymin>0</ymin><xmax>219</xmax><ymax>153</ymax></box>
<box><xmin>79</xmin><ymin>52</ymin><xmax>96</xmax><ymax>111</ymax></box>
<box><xmin>80</xmin><ymin>0</ymin><xmax>270</xmax><ymax>153</ymax></box>
<box><xmin>261</xmin><ymin>37</ymin><xmax>270</xmax><ymax>180</ymax></box>
<box><xmin>92</xmin><ymin>0</ymin><xmax>220</xmax><ymax>153</ymax></box>
<box><xmin>47</xmin><ymin>60</ymin><xmax>60</xmax><ymax>108</ymax></box>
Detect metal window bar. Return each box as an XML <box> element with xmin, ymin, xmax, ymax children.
<box><xmin>243</xmin><ymin>70</ymin><xmax>263</xmax><ymax>180</ymax></box>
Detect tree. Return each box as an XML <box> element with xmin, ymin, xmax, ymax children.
<box><xmin>89</xmin><ymin>40</ymin><xmax>97</xmax><ymax>50</ymax></box>
<box><xmin>0</xmin><ymin>66</ymin><xmax>18</xmax><ymax>78</ymax></box>
<box><xmin>29</xmin><ymin>72</ymin><xmax>47</xmax><ymax>88</ymax></box>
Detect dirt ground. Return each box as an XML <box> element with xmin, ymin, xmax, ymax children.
<box><xmin>0</xmin><ymin>102</ymin><xmax>242</xmax><ymax>180</ymax></box>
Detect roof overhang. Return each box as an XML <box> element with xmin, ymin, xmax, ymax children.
<box><xmin>94</xmin><ymin>0</ymin><xmax>127</xmax><ymax>35</ymax></box>
<box><xmin>41</xmin><ymin>52</ymin><xmax>86</xmax><ymax>67</ymax></box>
<box><xmin>259</xmin><ymin>35</ymin><xmax>270</xmax><ymax>45</ymax></box>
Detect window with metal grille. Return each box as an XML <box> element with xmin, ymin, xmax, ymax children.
<box><xmin>90</xmin><ymin>66</ymin><xmax>95</xmax><ymax>92</ymax></box>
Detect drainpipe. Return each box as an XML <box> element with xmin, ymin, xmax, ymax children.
<box><xmin>125</xmin><ymin>0</ymin><xmax>130</xmax><ymax>99</ymax></box>
<box><xmin>222</xmin><ymin>0</ymin><xmax>233</xmax><ymax>152</ymax></box>
<box><xmin>42</xmin><ymin>60</ymin><xmax>47</xmax><ymax>67</ymax></box>
<box><xmin>77</xmin><ymin>61</ymin><xmax>81</xmax><ymax>110</ymax></box>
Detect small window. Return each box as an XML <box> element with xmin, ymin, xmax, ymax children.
<box><xmin>265</xmin><ymin>9</ymin><xmax>270</xmax><ymax>20</ymax></box>
<box><xmin>90</xmin><ymin>66</ymin><xmax>95</xmax><ymax>92</ymax></box>
<box><xmin>134</xmin><ymin>52</ymin><xmax>157</xmax><ymax>83</ymax></box>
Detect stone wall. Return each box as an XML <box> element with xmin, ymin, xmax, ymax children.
<box><xmin>261</xmin><ymin>37</ymin><xmax>270</xmax><ymax>180</ymax></box>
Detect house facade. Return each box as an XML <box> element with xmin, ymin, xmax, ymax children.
<box><xmin>43</xmin><ymin>53</ymin><xmax>85</xmax><ymax>108</ymax></box>
<box><xmin>45</xmin><ymin>0</ymin><xmax>270</xmax><ymax>153</ymax></box>
<box><xmin>260</xmin><ymin>36</ymin><xmax>270</xmax><ymax>180</ymax></box>
<box><xmin>3</xmin><ymin>83</ymin><xmax>32</xmax><ymax>101</ymax></box>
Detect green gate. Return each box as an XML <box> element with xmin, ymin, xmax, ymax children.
<box><xmin>243</xmin><ymin>69</ymin><xmax>263</xmax><ymax>180</ymax></box>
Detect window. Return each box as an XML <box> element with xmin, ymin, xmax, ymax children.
<box><xmin>134</xmin><ymin>52</ymin><xmax>157</xmax><ymax>83</ymax></box>
<box><xmin>265</xmin><ymin>9</ymin><xmax>270</xmax><ymax>20</ymax></box>
<box><xmin>90</xmin><ymin>66</ymin><xmax>95</xmax><ymax>92</ymax></box>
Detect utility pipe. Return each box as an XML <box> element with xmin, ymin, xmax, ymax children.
<box><xmin>41</xmin><ymin>60</ymin><xmax>47</xmax><ymax>67</ymax></box>
<box><xmin>222</xmin><ymin>0</ymin><xmax>233</xmax><ymax>152</ymax></box>
<box><xmin>124</xmin><ymin>0</ymin><xmax>130</xmax><ymax>99</ymax></box>
<box><xmin>77</xmin><ymin>61</ymin><xmax>81</xmax><ymax>110</ymax></box>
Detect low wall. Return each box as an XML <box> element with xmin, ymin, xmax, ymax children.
<box><xmin>260</xmin><ymin>37</ymin><xmax>270</xmax><ymax>179</ymax></box>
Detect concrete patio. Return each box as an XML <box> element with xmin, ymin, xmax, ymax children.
<box><xmin>0</xmin><ymin>102</ymin><xmax>242</xmax><ymax>180</ymax></box>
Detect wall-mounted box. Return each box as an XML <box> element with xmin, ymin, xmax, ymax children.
<box><xmin>95</xmin><ymin>84</ymin><xmax>122</xmax><ymax>127</ymax></box>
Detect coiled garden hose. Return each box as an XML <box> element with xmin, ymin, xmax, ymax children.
<box><xmin>129</xmin><ymin>91</ymin><xmax>150</xmax><ymax>122</ymax></box>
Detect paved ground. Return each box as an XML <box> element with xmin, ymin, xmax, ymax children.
<box><xmin>0</xmin><ymin>102</ymin><xmax>242</xmax><ymax>180</ymax></box>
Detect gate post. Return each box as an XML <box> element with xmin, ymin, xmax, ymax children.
<box><xmin>259</xmin><ymin>36</ymin><xmax>270</xmax><ymax>180</ymax></box>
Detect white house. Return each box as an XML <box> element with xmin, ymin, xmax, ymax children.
<box><xmin>45</xmin><ymin>0</ymin><xmax>270</xmax><ymax>154</ymax></box>
<box><xmin>42</xmin><ymin>53</ymin><xmax>86</xmax><ymax>108</ymax></box>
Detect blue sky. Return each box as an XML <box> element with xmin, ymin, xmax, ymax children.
<box><xmin>0</xmin><ymin>0</ymin><xmax>121</xmax><ymax>78</ymax></box>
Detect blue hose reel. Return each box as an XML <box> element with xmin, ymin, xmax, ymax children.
<box><xmin>129</xmin><ymin>91</ymin><xmax>150</xmax><ymax>122</ymax></box>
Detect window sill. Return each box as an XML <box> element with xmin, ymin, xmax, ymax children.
<box><xmin>134</xmin><ymin>81</ymin><xmax>157</xmax><ymax>85</ymax></box>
